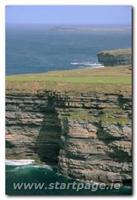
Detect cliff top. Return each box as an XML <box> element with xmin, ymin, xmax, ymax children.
<box><xmin>6</xmin><ymin>65</ymin><xmax>132</xmax><ymax>95</ymax></box>
<box><xmin>98</xmin><ymin>48</ymin><xmax>131</xmax><ymax>56</ymax></box>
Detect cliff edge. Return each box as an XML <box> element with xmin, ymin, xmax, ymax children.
<box><xmin>6</xmin><ymin>65</ymin><xmax>132</xmax><ymax>186</ymax></box>
<box><xmin>97</xmin><ymin>48</ymin><xmax>132</xmax><ymax>66</ymax></box>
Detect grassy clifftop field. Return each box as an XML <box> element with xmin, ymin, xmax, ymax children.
<box><xmin>6</xmin><ymin>65</ymin><xmax>132</xmax><ymax>94</ymax></box>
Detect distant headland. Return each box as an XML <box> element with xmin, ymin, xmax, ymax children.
<box><xmin>97</xmin><ymin>48</ymin><xmax>132</xmax><ymax>66</ymax></box>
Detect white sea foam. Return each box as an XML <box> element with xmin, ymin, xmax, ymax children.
<box><xmin>70</xmin><ymin>62</ymin><xmax>104</xmax><ymax>68</ymax></box>
<box><xmin>6</xmin><ymin>159</ymin><xmax>56</xmax><ymax>173</ymax></box>
<box><xmin>5</xmin><ymin>159</ymin><xmax>35</xmax><ymax>166</ymax></box>
<box><xmin>31</xmin><ymin>164</ymin><xmax>53</xmax><ymax>171</ymax></box>
<box><xmin>70</xmin><ymin>62</ymin><xmax>79</xmax><ymax>65</ymax></box>
<box><xmin>89</xmin><ymin>64</ymin><xmax>104</xmax><ymax>68</ymax></box>
<box><xmin>41</xmin><ymin>165</ymin><xmax>54</xmax><ymax>171</ymax></box>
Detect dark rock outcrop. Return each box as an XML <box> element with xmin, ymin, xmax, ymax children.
<box><xmin>97</xmin><ymin>48</ymin><xmax>132</xmax><ymax>66</ymax></box>
<box><xmin>6</xmin><ymin>91</ymin><xmax>132</xmax><ymax>185</ymax></box>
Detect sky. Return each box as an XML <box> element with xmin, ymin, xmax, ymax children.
<box><xmin>6</xmin><ymin>6</ymin><xmax>132</xmax><ymax>25</ymax></box>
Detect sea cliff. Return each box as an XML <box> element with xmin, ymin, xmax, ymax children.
<box><xmin>6</xmin><ymin>65</ymin><xmax>132</xmax><ymax>185</ymax></box>
<box><xmin>6</xmin><ymin>91</ymin><xmax>132</xmax><ymax>185</ymax></box>
<box><xmin>97</xmin><ymin>48</ymin><xmax>131</xmax><ymax>66</ymax></box>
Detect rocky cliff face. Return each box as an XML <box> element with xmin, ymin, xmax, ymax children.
<box><xmin>97</xmin><ymin>48</ymin><xmax>132</xmax><ymax>66</ymax></box>
<box><xmin>6</xmin><ymin>91</ymin><xmax>132</xmax><ymax>185</ymax></box>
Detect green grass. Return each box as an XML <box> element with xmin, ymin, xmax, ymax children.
<box><xmin>7</xmin><ymin>75</ymin><xmax>131</xmax><ymax>84</ymax></box>
<box><xmin>98</xmin><ymin>48</ymin><xmax>131</xmax><ymax>56</ymax></box>
<box><xmin>100</xmin><ymin>108</ymin><xmax>128</xmax><ymax>126</ymax></box>
<box><xmin>66</xmin><ymin>109</ymin><xmax>93</xmax><ymax>121</ymax></box>
<box><xmin>6</xmin><ymin>65</ymin><xmax>132</xmax><ymax>94</ymax></box>
<box><xmin>59</xmin><ymin>108</ymin><xmax>128</xmax><ymax>125</ymax></box>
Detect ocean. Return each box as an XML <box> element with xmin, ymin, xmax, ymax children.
<box><xmin>6</xmin><ymin>162</ymin><xmax>132</xmax><ymax>196</ymax></box>
<box><xmin>6</xmin><ymin>24</ymin><xmax>132</xmax><ymax>195</ymax></box>
<box><xmin>6</xmin><ymin>24</ymin><xmax>131</xmax><ymax>75</ymax></box>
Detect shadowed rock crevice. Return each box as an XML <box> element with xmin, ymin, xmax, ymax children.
<box><xmin>36</xmin><ymin>109</ymin><xmax>62</xmax><ymax>165</ymax></box>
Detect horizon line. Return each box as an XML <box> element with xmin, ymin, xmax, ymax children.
<box><xmin>6</xmin><ymin>23</ymin><xmax>131</xmax><ymax>26</ymax></box>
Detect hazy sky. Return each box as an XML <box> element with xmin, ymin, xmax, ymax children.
<box><xmin>6</xmin><ymin>6</ymin><xmax>132</xmax><ymax>25</ymax></box>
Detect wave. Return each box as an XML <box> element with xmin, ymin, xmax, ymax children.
<box><xmin>70</xmin><ymin>62</ymin><xmax>104</xmax><ymax>68</ymax></box>
<box><xmin>6</xmin><ymin>159</ymin><xmax>56</xmax><ymax>173</ymax></box>
<box><xmin>32</xmin><ymin>164</ymin><xmax>54</xmax><ymax>171</ymax></box>
<box><xmin>5</xmin><ymin>159</ymin><xmax>35</xmax><ymax>166</ymax></box>
<box><xmin>70</xmin><ymin>62</ymin><xmax>79</xmax><ymax>65</ymax></box>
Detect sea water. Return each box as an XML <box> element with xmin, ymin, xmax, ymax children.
<box><xmin>6</xmin><ymin>24</ymin><xmax>131</xmax><ymax>75</ymax></box>
<box><xmin>6</xmin><ymin>25</ymin><xmax>132</xmax><ymax>195</ymax></box>
<box><xmin>6</xmin><ymin>161</ymin><xmax>132</xmax><ymax>195</ymax></box>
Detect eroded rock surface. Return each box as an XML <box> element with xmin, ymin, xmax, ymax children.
<box><xmin>6</xmin><ymin>91</ymin><xmax>132</xmax><ymax>184</ymax></box>
<box><xmin>97</xmin><ymin>48</ymin><xmax>132</xmax><ymax>66</ymax></box>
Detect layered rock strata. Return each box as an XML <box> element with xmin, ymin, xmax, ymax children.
<box><xmin>97</xmin><ymin>48</ymin><xmax>132</xmax><ymax>66</ymax></box>
<box><xmin>6</xmin><ymin>91</ymin><xmax>132</xmax><ymax>184</ymax></box>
